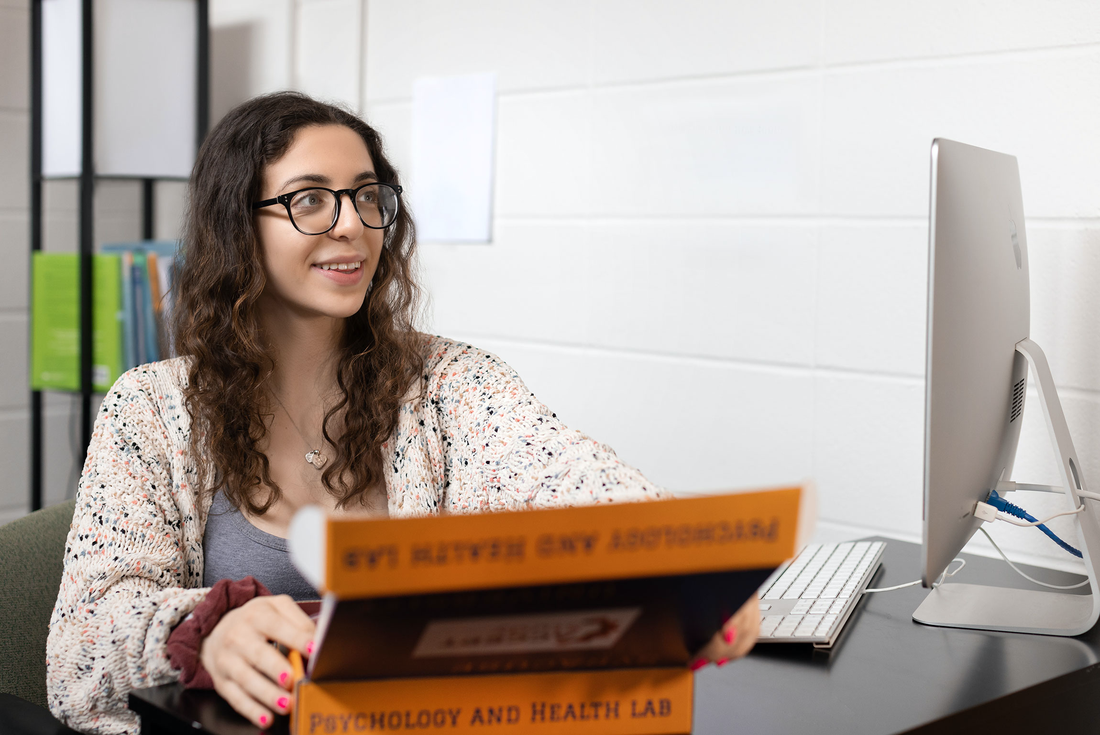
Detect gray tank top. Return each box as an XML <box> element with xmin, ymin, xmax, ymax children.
<box><xmin>203</xmin><ymin>490</ymin><xmax>320</xmax><ymax>601</ymax></box>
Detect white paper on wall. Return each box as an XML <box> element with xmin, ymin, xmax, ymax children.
<box><xmin>410</xmin><ymin>73</ymin><xmax>496</xmax><ymax>243</ymax></box>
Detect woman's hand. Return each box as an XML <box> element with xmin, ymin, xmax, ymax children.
<box><xmin>199</xmin><ymin>595</ymin><xmax>315</xmax><ymax>729</ymax></box>
<box><xmin>690</xmin><ymin>593</ymin><xmax>761</xmax><ymax>670</ymax></box>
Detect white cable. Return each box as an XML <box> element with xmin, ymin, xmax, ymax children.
<box><xmin>978</xmin><ymin>527</ymin><xmax>1091</xmax><ymax>591</ymax></box>
<box><xmin>933</xmin><ymin>558</ymin><xmax>966</xmax><ymax>588</ymax></box>
<box><xmin>865</xmin><ymin>528</ymin><xmax>1091</xmax><ymax>595</ymax></box>
<box><xmin>997</xmin><ymin>481</ymin><xmax>1100</xmax><ymax>503</ymax></box>
<box><xmin>864</xmin><ymin>579</ymin><xmax>921</xmax><ymax>593</ymax></box>
<box><xmin>995</xmin><ymin>504</ymin><xmax>1085</xmax><ymax>527</ymax></box>
<box><xmin>998</xmin><ymin>481</ymin><xmax>1063</xmax><ymax>495</ymax></box>
<box><xmin>865</xmin><ymin>557</ymin><xmax>965</xmax><ymax>593</ymax></box>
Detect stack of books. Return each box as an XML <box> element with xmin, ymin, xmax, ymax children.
<box><xmin>286</xmin><ymin>485</ymin><xmax>813</xmax><ymax>735</ymax></box>
<box><xmin>31</xmin><ymin>240</ymin><xmax>177</xmax><ymax>392</ymax></box>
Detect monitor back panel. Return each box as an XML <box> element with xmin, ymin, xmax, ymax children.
<box><xmin>923</xmin><ymin>138</ymin><xmax>1030</xmax><ymax>585</ymax></box>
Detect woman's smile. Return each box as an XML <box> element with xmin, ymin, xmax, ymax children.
<box><xmin>314</xmin><ymin>261</ymin><xmax>362</xmax><ymax>272</ymax></box>
<box><xmin>313</xmin><ymin>259</ymin><xmax>365</xmax><ymax>285</ymax></box>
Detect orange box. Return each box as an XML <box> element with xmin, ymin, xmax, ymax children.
<box><xmin>322</xmin><ymin>487</ymin><xmax>804</xmax><ymax>598</ymax></box>
<box><xmin>293</xmin><ymin>668</ymin><xmax>694</xmax><ymax>735</ymax></box>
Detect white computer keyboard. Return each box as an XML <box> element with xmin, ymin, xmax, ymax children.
<box><xmin>756</xmin><ymin>540</ymin><xmax>885</xmax><ymax>649</ymax></box>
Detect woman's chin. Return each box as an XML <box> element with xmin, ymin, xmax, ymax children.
<box><xmin>258</xmin><ymin>294</ymin><xmax>369</xmax><ymax>326</ymax></box>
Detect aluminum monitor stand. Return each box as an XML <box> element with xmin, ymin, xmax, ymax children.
<box><xmin>914</xmin><ymin>338</ymin><xmax>1100</xmax><ymax>636</ymax></box>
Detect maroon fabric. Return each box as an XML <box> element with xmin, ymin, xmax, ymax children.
<box><xmin>166</xmin><ymin>576</ymin><xmax>271</xmax><ymax>689</ymax></box>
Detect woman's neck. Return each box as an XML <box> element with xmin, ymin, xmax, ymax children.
<box><xmin>260</xmin><ymin>308</ymin><xmax>343</xmax><ymax>408</ymax></box>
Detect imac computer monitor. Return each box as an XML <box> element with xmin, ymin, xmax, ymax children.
<box><xmin>916</xmin><ymin>138</ymin><xmax>1100</xmax><ymax>635</ymax></box>
<box><xmin>921</xmin><ymin>138</ymin><xmax>1030</xmax><ymax>587</ymax></box>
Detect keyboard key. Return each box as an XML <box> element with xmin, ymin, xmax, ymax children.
<box><xmin>773</xmin><ymin>620</ymin><xmax>799</xmax><ymax>638</ymax></box>
<box><xmin>794</xmin><ymin>615</ymin><xmax>823</xmax><ymax>637</ymax></box>
<box><xmin>814</xmin><ymin>614</ymin><xmax>839</xmax><ymax>637</ymax></box>
<box><xmin>760</xmin><ymin>616</ymin><xmax>783</xmax><ymax>637</ymax></box>
<box><xmin>791</xmin><ymin>599</ymin><xmax>813</xmax><ymax>615</ymax></box>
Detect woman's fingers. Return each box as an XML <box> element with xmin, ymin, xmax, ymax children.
<box><xmin>235</xmin><ymin>636</ymin><xmax>300</xmax><ymax>693</ymax></box>
<box><xmin>237</xmin><ymin>596</ymin><xmax>314</xmax><ymax>653</ymax></box>
<box><xmin>218</xmin><ymin>677</ymin><xmax>275</xmax><ymax>729</ymax></box>
<box><xmin>689</xmin><ymin>593</ymin><xmax>762</xmax><ymax>669</ymax></box>
<box><xmin>239</xmin><ymin>597</ymin><xmax>315</xmax><ymax>687</ymax></box>
<box><xmin>225</xmin><ymin>596</ymin><xmax>314</xmax><ymax>652</ymax></box>
<box><xmin>721</xmin><ymin>594</ymin><xmax>761</xmax><ymax>660</ymax></box>
<box><xmin>224</xmin><ymin>653</ymin><xmax>294</xmax><ymax>716</ymax></box>
<box><xmin>266</xmin><ymin>594</ymin><xmax>317</xmax><ymax>653</ymax></box>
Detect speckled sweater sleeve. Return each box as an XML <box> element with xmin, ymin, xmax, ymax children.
<box><xmin>46</xmin><ymin>364</ymin><xmax>209</xmax><ymax>735</ymax></box>
<box><xmin>425</xmin><ymin>339</ymin><xmax>668</xmax><ymax>513</ymax></box>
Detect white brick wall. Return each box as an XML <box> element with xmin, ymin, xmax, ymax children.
<box><xmin>355</xmin><ymin>0</ymin><xmax>1100</xmax><ymax>572</ymax></box>
<box><xmin>6</xmin><ymin>1</ymin><xmax>1099</xmax><ymax>578</ymax></box>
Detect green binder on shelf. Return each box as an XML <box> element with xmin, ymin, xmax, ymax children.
<box><xmin>31</xmin><ymin>253</ymin><xmax>124</xmax><ymax>392</ymax></box>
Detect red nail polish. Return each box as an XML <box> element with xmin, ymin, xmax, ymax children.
<box><xmin>724</xmin><ymin>628</ymin><xmax>737</xmax><ymax>645</ymax></box>
<box><xmin>277</xmin><ymin>697</ymin><xmax>290</xmax><ymax>710</ymax></box>
<box><xmin>259</xmin><ymin>714</ymin><xmax>269</xmax><ymax>727</ymax></box>
<box><xmin>279</xmin><ymin>671</ymin><xmax>289</xmax><ymax>686</ymax></box>
<box><xmin>717</xmin><ymin>657</ymin><xmax>730</xmax><ymax>667</ymax></box>
<box><xmin>306</xmin><ymin>640</ymin><xmax>315</xmax><ymax>656</ymax></box>
<box><xmin>690</xmin><ymin>658</ymin><xmax>707</xmax><ymax>671</ymax></box>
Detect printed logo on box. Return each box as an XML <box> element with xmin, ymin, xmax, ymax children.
<box><xmin>412</xmin><ymin>608</ymin><xmax>641</xmax><ymax>658</ymax></box>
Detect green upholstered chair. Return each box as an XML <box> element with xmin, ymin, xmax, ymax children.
<box><xmin>0</xmin><ymin>498</ymin><xmax>81</xmax><ymax>734</ymax></box>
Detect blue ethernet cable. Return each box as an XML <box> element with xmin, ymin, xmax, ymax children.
<box><xmin>986</xmin><ymin>490</ymin><xmax>1082</xmax><ymax>558</ymax></box>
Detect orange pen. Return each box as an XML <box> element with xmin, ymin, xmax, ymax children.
<box><xmin>288</xmin><ymin>649</ymin><xmax>305</xmax><ymax>684</ymax></box>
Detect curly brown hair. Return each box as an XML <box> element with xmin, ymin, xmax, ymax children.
<box><xmin>174</xmin><ymin>91</ymin><xmax>424</xmax><ymax>515</ymax></box>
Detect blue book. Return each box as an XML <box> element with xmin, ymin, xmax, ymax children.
<box><xmin>131</xmin><ymin>252</ymin><xmax>148</xmax><ymax>365</ymax></box>
<box><xmin>141</xmin><ymin>255</ymin><xmax>159</xmax><ymax>363</ymax></box>
<box><xmin>101</xmin><ymin>240</ymin><xmax>179</xmax><ymax>258</ymax></box>
<box><xmin>119</xmin><ymin>251</ymin><xmax>135</xmax><ymax>371</ymax></box>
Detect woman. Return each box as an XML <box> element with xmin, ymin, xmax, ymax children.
<box><xmin>46</xmin><ymin>92</ymin><xmax>759</xmax><ymax>734</ymax></box>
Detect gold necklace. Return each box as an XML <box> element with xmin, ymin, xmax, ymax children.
<box><xmin>271</xmin><ymin>392</ymin><xmax>328</xmax><ymax>469</ymax></box>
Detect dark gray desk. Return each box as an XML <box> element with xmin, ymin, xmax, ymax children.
<box><xmin>694</xmin><ymin>537</ymin><xmax>1100</xmax><ymax>734</ymax></box>
<box><xmin>129</xmin><ymin>538</ymin><xmax>1100</xmax><ymax>734</ymax></box>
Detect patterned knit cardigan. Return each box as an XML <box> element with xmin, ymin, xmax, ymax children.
<box><xmin>45</xmin><ymin>337</ymin><xmax>664</xmax><ymax>734</ymax></box>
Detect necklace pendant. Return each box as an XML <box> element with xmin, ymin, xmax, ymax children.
<box><xmin>305</xmin><ymin>450</ymin><xmax>327</xmax><ymax>469</ymax></box>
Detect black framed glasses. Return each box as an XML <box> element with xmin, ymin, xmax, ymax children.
<box><xmin>252</xmin><ymin>182</ymin><xmax>403</xmax><ymax>235</ymax></box>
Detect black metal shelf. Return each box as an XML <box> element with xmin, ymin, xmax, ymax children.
<box><xmin>28</xmin><ymin>0</ymin><xmax>209</xmax><ymax>511</ymax></box>
<box><xmin>36</xmin><ymin>175</ymin><xmax>191</xmax><ymax>182</ymax></box>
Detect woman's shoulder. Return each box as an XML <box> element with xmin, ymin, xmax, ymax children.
<box><xmin>86</xmin><ymin>358</ymin><xmax>194</xmax><ymax>473</ymax></box>
<box><xmin>100</xmin><ymin>357</ymin><xmax>191</xmax><ymax>415</ymax></box>
<box><xmin>421</xmin><ymin>335</ymin><xmax>517</xmax><ymax>384</ymax></box>
<box><xmin>109</xmin><ymin>356</ymin><xmax>190</xmax><ymax>392</ymax></box>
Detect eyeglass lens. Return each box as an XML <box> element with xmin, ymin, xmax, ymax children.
<box><xmin>288</xmin><ymin>184</ymin><xmax>398</xmax><ymax>234</ymax></box>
